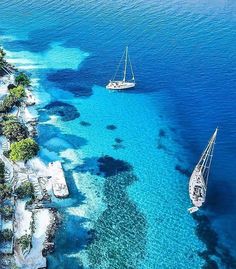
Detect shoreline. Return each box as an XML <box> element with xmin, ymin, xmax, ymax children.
<box><xmin>0</xmin><ymin>49</ymin><xmax>68</xmax><ymax>269</ymax></box>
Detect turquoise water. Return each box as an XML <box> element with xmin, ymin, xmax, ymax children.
<box><xmin>1</xmin><ymin>1</ymin><xmax>236</xmax><ymax>268</ymax></box>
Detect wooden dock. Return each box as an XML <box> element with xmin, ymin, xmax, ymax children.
<box><xmin>48</xmin><ymin>161</ymin><xmax>69</xmax><ymax>198</ymax></box>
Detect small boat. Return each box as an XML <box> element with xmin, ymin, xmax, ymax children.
<box><xmin>106</xmin><ymin>46</ymin><xmax>135</xmax><ymax>90</ymax></box>
<box><xmin>188</xmin><ymin>128</ymin><xmax>218</xmax><ymax>213</ymax></box>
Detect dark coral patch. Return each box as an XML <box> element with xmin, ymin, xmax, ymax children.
<box><xmin>175</xmin><ymin>165</ymin><xmax>191</xmax><ymax>177</ymax></box>
<box><xmin>157</xmin><ymin>143</ymin><xmax>167</xmax><ymax>151</ymax></box>
<box><xmin>47</xmin><ymin>69</ymin><xmax>92</xmax><ymax>97</ymax></box>
<box><xmin>159</xmin><ymin>129</ymin><xmax>166</xmax><ymax>138</ymax></box>
<box><xmin>80</xmin><ymin>121</ymin><xmax>91</xmax><ymax>127</ymax></box>
<box><xmin>193</xmin><ymin>214</ymin><xmax>236</xmax><ymax>268</ymax></box>
<box><xmin>87</xmin><ymin>171</ymin><xmax>147</xmax><ymax>269</ymax></box>
<box><xmin>106</xmin><ymin>125</ymin><xmax>117</xmax><ymax>130</ymax></box>
<box><xmin>98</xmin><ymin>155</ymin><xmax>132</xmax><ymax>177</ymax></box>
<box><xmin>3</xmin><ymin>28</ymin><xmax>63</xmax><ymax>53</ymax></box>
<box><xmin>115</xmin><ymin>138</ymin><xmax>123</xmax><ymax>143</ymax></box>
<box><xmin>112</xmin><ymin>144</ymin><xmax>125</xmax><ymax>150</ymax></box>
<box><xmin>44</xmin><ymin>101</ymin><xmax>80</xmax><ymax>121</ymax></box>
<box><xmin>194</xmin><ymin>215</ymin><xmax>218</xmax><ymax>255</ymax></box>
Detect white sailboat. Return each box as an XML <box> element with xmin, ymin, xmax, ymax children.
<box><xmin>188</xmin><ymin>128</ymin><xmax>218</xmax><ymax>214</ymax></box>
<box><xmin>106</xmin><ymin>46</ymin><xmax>135</xmax><ymax>90</ymax></box>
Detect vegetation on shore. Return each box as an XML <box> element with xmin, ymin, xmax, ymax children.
<box><xmin>0</xmin><ymin>48</ymin><xmax>7</xmax><ymax>73</ymax></box>
<box><xmin>0</xmin><ymin>159</ymin><xmax>5</xmax><ymax>183</ymax></box>
<box><xmin>0</xmin><ymin>184</ymin><xmax>12</xmax><ymax>200</ymax></box>
<box><xmin>17</xmin><ymin>234</ymin><xmax>31</xmax><ymax>252</ymax></box>
<box><xmin>0</xmin><ymin>47</ymin><xmax>44</xmax><ymax>264</ymax></box>
<box><xmin>0</xmin><ymin>84</ymin><xmax>26</xmax><ymax>113</ymax></box>
<box><xmin>2</xmin><ymin>118</ymin><xmax>28</xmax><ymax>142</ymax></box>
<box><xmin>0</xmin><ymin>229</ymin><xmax>13</xmax><ymax>242</ymax></box>
<box><xmin>9</xmin><ymin>138</ymin><xmax>39</xmax><ymax>161</ymax></box>
<box><xmin>15</xmin><ymin>181</ymin><xmax>34</xmax><ymax>199</ymax></box>
<box><xmin>0</xmin><ymin>205</ymin><xmax>14</xmax><ymax>219</ymax></box>
<box><xmin>15</xmin><ymin>72</ymin><xmax>30</xmax><ymax>87</ymax></box>
<box><xmin>0</xmin><ymin>53</ymin><xmax>39</xmax><ymax>161</ymax></box>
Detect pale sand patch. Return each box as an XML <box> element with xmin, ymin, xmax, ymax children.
<box><xmin>15</xmin><ymin>209</ymin><xmax>52</xmax><ymax>269</ymax></box>
<box><xmin>14</xmin><ymin>200</ymin><xmax>32</xmax><ymax>238</ymax></box>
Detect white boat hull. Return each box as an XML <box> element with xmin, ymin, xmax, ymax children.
<box><xmin>189</xmin><ymin>168</ymin><xmax>206</xmax><ymax>208</ymax></box>
<box><xmin>188</xmin><ymin>128</ymin><xmax>218</xmax><ymax>213</ymax></box>
<box><xmin>106</xmin><ymin>81</ymin><xmax>135</xmax><ymax>90</ymax></box>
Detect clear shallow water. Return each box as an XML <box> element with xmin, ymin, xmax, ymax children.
<box><xmin>1</xmin><ymin>1</ymin><xmax>236</xmax><ymax>268</ymax></box>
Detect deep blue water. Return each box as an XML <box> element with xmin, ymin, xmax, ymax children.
<box><xmin>1</xmin><ymin>1</ymin><xmax>236</xmax><ymax>268</ymax></box>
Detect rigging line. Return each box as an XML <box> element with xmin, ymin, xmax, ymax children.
<box><xmin>128</xmin><ymin>53</ymin><xmax>135</xmax><ymax>81</ymax></box>
<box><xmin>201</xmin><ymin>134</ymin><xmax>216</xmax><ymax>173</ymax></box>
<box><xmin>205</xmin><ymin>140</ymin><xmax>216</xmax><ymax>187</ymax></box>
<box><xmin>112</xmin><ymin>48</ymin><xmax>126</xmax><ymax>81</ymax></box>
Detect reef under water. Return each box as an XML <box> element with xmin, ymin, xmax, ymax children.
<box><xmin>193</xmin><ymin>214</ymin><xmax>236</xmax><ymax>269</ymax></box>
<box><xmin>85</xmin><ymin>156</ymin><xmax>147</xmax><ymax>269</ymax></box>
<box><xmin>44</xmin><ymin>101</ymin><xmax>80</xmax><ymax>122</ymax></box>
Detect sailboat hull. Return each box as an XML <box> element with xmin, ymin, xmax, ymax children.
<box><xmin>189</xmin><ymin>168</ymin><xmax>206</xmax><ymax>208</ymax></box>
<box><xmin>106</xmin><ymin>81</ymin><xmax>135</xmax><ymax>90</ymax></box>
<box><xmin>188</xmin><ymin>128</ymin><xmax>218</xmax><ymax>213</ymax></box>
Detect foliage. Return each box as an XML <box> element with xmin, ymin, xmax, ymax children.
<box><xmin>0</xmin><ymin>184</ymin><xmax>12</xmax><ymax>200</ymax></box>
<box><xmin>0</xmin><ymin>48</ymin><xmax>6</xmax><ymax>69</ymax></box>
<box><xmin>7</xmin><ymin>83</ymin><xmax>16</xmax><ymax>90</ymax></box>
<box><xmin>0</xmin><ymin>205</ymin><xmax>14</xmax><ymax>219</ymax></box>
<box><xmin>9</xmin><ymin>138</ymin><xmax>39</xmax><ymax>161</ymax></box>
<box><xmin>17</xmin><ymin>234</ymin><xmax>31</xmax><ymax>251</ymax></box>
<box><xmin>0</xmin><ymin>229</ymin><xmax>13</xmax><ymax>242</ymax></box>
<box><xmin>15</xmin><ymin>181</ymin><xmax>34</xmax><ymax>199</ymax></box>
<box><xmin>15</xmin><ymin>72</ymin><xmax>30</xmax><ymax>87</ymax></box>
<box><xmin>3</xmin><ymin>150</ymin><xmax>10</xmax><ymax>159</ymax></box>
<box><xmin>2</xmin><ymin>119</ymin><xmax>28</xmax><ymax>142</ymax></box>
<box><xmin>0</xmin><ymin>94</ymin><xmax>17</xmax><ymax>113</ymax></box>
<box><xmin>0</xmin><ymin>159</ymin><xmax>5</xmax><ymax>184</ymax></box>
<box><xmin>2</xmin><ymin>114</ymin><xmax>17</xmax><ymax>121</ymax></box>
<box><xmin>0</xmin><ymin>85</ymin><xmax>26</xmax><ymax>113</ymax></box>
<box><xmin>10</xmin><ymin>85</ymin><xmax>26</xmax><ymax>99</ymax></box>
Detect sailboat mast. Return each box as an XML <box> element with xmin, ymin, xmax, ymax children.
<box><xmin>197</xmin><ymin>128</ymin><xmax>218</xmax><ymax>186</ymax></box>
<box><xmin>123</xmin><ymin>46</ymin><xmax>128</xmax><ymax>82</ymax></box>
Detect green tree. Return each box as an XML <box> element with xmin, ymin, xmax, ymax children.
<box><xmin>2</xmin><ymin>119</ymin><xmax>28</xmax><ymax>142</ymax></box>
<box><xmin>0</xmin><ymin>229</ymin><xmax>13</xmax><ymax>242</ymax></box>
<box><xmin>0</xmin><ymin>159</ymin><xmax>5</xmax><ymax>184</ymax></box>
<box><xmin>17</xmin><ymin>234</ymin><xmax>31</xmax><ymax>251</ymax></box>
<box><xmin>0</xmin><ymin>94</ymin><xmax>17</xmax><ymax>113</ymax></box>
<box><xmin>0</xmin><ymin>184</ymin><xmax>12</xmax><ymax>200</ymax></box>
<box><xmin>0</xmin><ymin>48</ymin><xmax>6</xmax><ymax>69</ymax></box>
<box><xmin>0</xmin><ymin>205</ymin><xmax>14</xmax><ymax>219</ymax></box>
<box><xmin>15</xmin><ymin>72</ymin><xmax>30</xmax><ymax>87</ymax></box>
<box><xmin>9</xmin><ymin>138</ymin><xmax>39</xmax><ymax>161</ymax></box>
<box><xmin>10</xmin><ymin>85</ymin><xmax>26</xmax><ymax>99</ymax></box>
<box><xmin>15</xmin><ymin>181</ymin><xmax>34</xmax><ymax>199</ymax></box>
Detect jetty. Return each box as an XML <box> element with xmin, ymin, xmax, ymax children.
<box><xmin>48</xmin><ymin>161</ymin><xmax>69</xmax><ymax>198</ymax></box>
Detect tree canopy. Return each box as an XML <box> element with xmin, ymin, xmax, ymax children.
<box><xmin>0</xmin><ymin>85</ymin><xmax>25</xmax><ymax>113</ymax></box>
<box><xmin>2</xmin><ymin>119</ymin><xmax>28</xmax><ymax>142</ymax></box>
<box><xmin>0</xmin><ymin>229</ymin><xmax>13</xmax><ymax>242</ymax></box>
<box><xmin>9</xmin><ymin>138</ymin><xmax>39</xmax><ymax>161</ymax></box>
<box><xmin>10</xmin><ymin>85</ymin><xmax>26</xmax><ymax>99</ymax></box>
<box><xmin>0</xmin><ymin>159</ymin><xmax>5</xmax><ymax>184</ymax></box>
<box><xmin>0</xmin><ymin>48</ymin><xmax>6</xmax><ymax>69</ymax></box>
<box><xmin>15</xmin><ymin>181</ymin><xmax>34</xmax><ymax>199</ymax></box>
<box><xmin>15</xmin><ymin>72</ymin><xmax>30</xmax><ymax>87</ymax></box>
<box><xmin>0</xmin><ymin>94</ymin><xmax>17</xmax><ymax>113</ymax></box>
<box><xmin>0</xmin><ymin>183</ymin><xmax>12</xmax><ymax>200</ymax></box>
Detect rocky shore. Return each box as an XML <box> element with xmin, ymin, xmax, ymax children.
<box><xmin>0</xmin><ymin>48</ymin><xmax>68</xmax><ymax>269</ymax></box>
